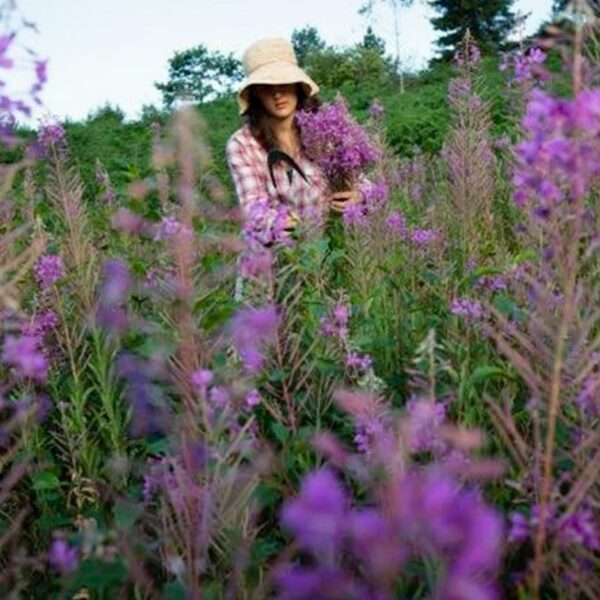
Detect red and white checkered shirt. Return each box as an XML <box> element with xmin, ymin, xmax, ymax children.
<box><xmin>226</xmin><ymin>124</ymin><xmax>330</xmax><ymax>236</ymax></box>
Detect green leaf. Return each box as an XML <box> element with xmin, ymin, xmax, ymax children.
<box><xmin>270</xmin><ymin>422</ymin><xmax>290</xmax><ymax>445</ymax></box>
<box><xmin>163</xmin><ymin>581</ymin><xmax>187</xmax><ymax>600</ymax></box>
<box><xmin>493</xmin><ymin>294</ymin><xmax>523</xmax><ymax>321</ymax></box>
<box><xmin>70</xmin><ymin>559</ymin><xmax>127</xmax><ymax>591</ymax></box>
<box><xmin>467</xmin><ymin>366</ymin><xmax>508</xmax><ymax>388</ymax></box>
<box><xmin>114</xmin><ymin>501</ymin><xmax>143</xmax><ymax>530</ymax></box>
<box><xmin>32</xmin><ymin>471</ymin><xmax>61</xmax><ymax>491</ymax></box>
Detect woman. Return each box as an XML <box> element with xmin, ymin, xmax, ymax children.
<box><xmin>226</xmin><ymin>37</ymin><xmax>360</xmax><ymax>246</ymax></box>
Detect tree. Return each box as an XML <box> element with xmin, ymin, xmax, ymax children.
<box><xmin>155</xmin><ymin>45</ymin><xmax>243</xmax><ymax>109</ymax></box>
<box><xmin>291</xmin><ymin>26</ymin><xmax>326</xmax><ymax>67</ymax></box>
<box><xmin>429</xmin><ymin>0</ymin><xmax>517</xmax><ymax>59</ymax></box>
<box><xmin>359</xmin><ymin>1</ymin><xmax>414</xmax><ymax>92</ymax></box>
<box><xmin>553</xmin><ymin>0</ymin><xmax>599</xmax><ymax>15</ymax></box>
<box><xmin>362</xmin><ymin>25</ymin><xmax>386</xmax><ymax>55</ymax></box>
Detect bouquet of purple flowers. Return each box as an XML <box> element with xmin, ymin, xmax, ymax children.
<box><xmin>296</xmin><ymin>98</ymin><xmax>381</xmax><ymax>191</ymax></box>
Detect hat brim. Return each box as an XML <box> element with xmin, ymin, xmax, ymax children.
<box><xmin>237</xmin><ymin>62</ymin><xmax>319</xmax><ymax>115</ymax></box>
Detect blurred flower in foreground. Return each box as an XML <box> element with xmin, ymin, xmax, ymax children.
<box><xmin>2</xmin><ymin>335</ymin><xmax>47</xmax><ymax>382</ymax></box>
<box><xmin>229</xmin><ymin>305</ymin><xmax>278</xmax><ymax>373</ymax></box>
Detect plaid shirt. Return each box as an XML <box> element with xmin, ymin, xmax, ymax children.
<box><xmin>226</xmin><ymin>124</ymin><xmax>330</xmax><ymax>242</ymax></box>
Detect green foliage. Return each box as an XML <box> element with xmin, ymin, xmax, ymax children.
<box><xmin>291</xmin><ymin>25</ymin><xmax>326</xmax><ymax>66</ymax></box>
<box><xmin>429</xmin><ymin>0</ymin><xmax>517</xmax><ymax>58</ymax></box>
<box><xmin>155</xmin><ymin>44</ymin><xmax>243</xmax><ymax>108</ymax></box>
<box><xmin>361</xmin><ymin>25</ymin><xmax>386</xmax><ymax>55</ymax></box>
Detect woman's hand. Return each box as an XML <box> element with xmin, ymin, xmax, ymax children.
<box><xmin>328</xmin><ymin>190</ymin><xmax>362</xmax><ymax>214</ymax></box>
<box><xmin>283</xmin><ymin>210</ymin><xmax>300</xmax><ymax>234</ymax></box>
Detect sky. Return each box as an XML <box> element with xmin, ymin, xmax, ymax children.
<box><xmin>11</xmin><ymin>0</ymin><xmax>555</xmax><ymax>125</ymax></box>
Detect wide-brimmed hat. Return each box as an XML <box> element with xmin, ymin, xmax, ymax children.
<box><xmin>237</xmin><ymin>37</ymin><xmax>319</xmax><ymax>115</ymax></box>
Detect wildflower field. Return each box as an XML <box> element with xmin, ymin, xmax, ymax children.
<box><xmin>1</xmin><ymin>8</ymin><xmax>600</xmax><ymax>600</ymax></box>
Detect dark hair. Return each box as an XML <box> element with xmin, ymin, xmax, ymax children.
<box><xmin>243</xmin><ymin>84</ymin><xmax>321</xmax><ymax>152</ymax></box>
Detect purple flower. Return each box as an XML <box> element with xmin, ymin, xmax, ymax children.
<box><xmin>34</xmin><ymin>254</ymin><xmax>64</xmax><ymax>289</ymax></box>
<box><xmin>280</xmin><ymin>468</ymin><xmax>348</xmax><ymax>559</ymax></box>
<box><xmin>450</xmin><ymin>297</ymin><xmax>484</xmax><ymax>322</ymax></box>
<box><xmin>410</xmin><ymin>228</ymin><xmax>437</xmax><ymax>246</ymax></box>
<box><xmin>48</xmin><ymin>538</ymin><xmax>78</xmax><ymax>574</ymax></box>
<box><xmin>154</xmin><ymin>215</ymin><xmax>192</xmax><ymax>242</ymax></box>
<box><xmin>191</xmin><ymin>369</ymin><xmax>213</xmax><ymax>390</ymax></box>
<box><xmin>342</xmin><ymin>201</ymin><xmax>367</xmax><ymax>228</ymax></box>
<box><xmin>274</xmin><ymin>566</ymin><xmax>355</xmax><ymax>600</ymax></box>
<box><xmin>354</xmin><ymin>411</ymin><xmax>385</xmax><ymax>454</ymax></box>
<box><xmin>243</xmin><ymin>197</ymin><xmax>291</xmax><ymax>246</ymax></box>
<box><xmin>476</xmin><ymin>275</ymin><xmax>508</xmax><ymax>293</ymax></box>
<box><xmin>297</xmin><ymin>99</ymin><xmax>381</xmax><ymax>190</ymax></box>
<box><xmin>0</xmin><ymin>33</ymin><xmax>15</xmax><ymax>69</ymax></box>
<box><xmin>345</xmin><ymin>351</ymin><xmax>372</xmax><ymax>372</ymax></box>
<box><xmin>406</xmin><ymin>397</ymin><xmax>447</xmax><ymax>454</ymax></box>
<box><xmin>575</xmin><ymin>377</ymin><xmax>599</xmax><ymax>416</ymax></box>
<box><xmin>22</xmin><ymin>310</ymin><xmax>59</xmax><ymax>337</ymax></box>
<box><xmin>385</xmin><ymin>211</ymin><xmax>408</xmax><ymax>237</ymax></box>
<box><xmin>361</xmin><ymin>181</ymin><xmax>389</xmax><ymax>214</ymax></box>
<box><xmin>368</xmin><ymin>100</ymin><xmax>385</xmax><ymax>120</ymax></box>
<box><xmin>508</xmin><ymin>512</ymin><xmax>530</xmax><ymax>543</ymax></box>
<box><xmin>245</xmin><ymin>388</ymin><xmax>261</xmax><ymax>408</ymax></box>
<box><xmin>514</xmin><ymin>88</ymin><xmax>600</xmax><ymax>211</ymax></box>
<box><xmin>2</xmin><ymin>335</ymin><xmax>47</xmax><ymax>382</ymax></box>
<box><xmin>111</xmin><ymin>208</ymin><xmax>146</xmax><ymax>235</ymax></box>
<box><xmin>320</xmin><ymin>302</ymin><xmax>350</xmax><ymax>340</ymax></box>
<box><xmin>229</xmin><ymin>305</ymin><xmax>278</xmax><ymax>373</ymax></box>
<box><xmin>36</xmin><ymin>118</ymin><xmax>67</xmax><ymax>155</ymax></box>
<box><xmin>209</xmin><ymin>385</ymin><xmax>230</xmax><ymax>410</ymax></box>
<box><xmin>557</xmin><ymin>506</ymin><xmax>600</xmax><ymax>550</ymax></box>
<box><xmin>96</xmin><ymin>259</ymin><xmax>131</xmax><ymax>333</ymax></box>
<box><xmin>238</xmin><ymin>246</ymin><xmax>273</xmax><ymax>279</ymax></box>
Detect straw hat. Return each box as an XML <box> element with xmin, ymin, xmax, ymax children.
<box><xmin>237</xmin><ymin>37</ymin><xmax>319</xmax><ymax>115</ymax></box>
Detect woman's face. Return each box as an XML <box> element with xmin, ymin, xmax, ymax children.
<box><xmin>253</xmin><ymin>83</ymin><xmax>299</xmax><ymax>120</ymax></box>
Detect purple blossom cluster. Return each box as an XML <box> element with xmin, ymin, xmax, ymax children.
<box><xmin>392</xmin><ymin>152</ymin><xmax>427</xmax><ymax>203</ymax></box>
<box><xmin>500</xmin><ymin>48</ymin><xmax>547</xmax><ymax>85</ymax></box>
<box><xmin>508</xmin><ymin>504</ymin><xmax>600</xmax><ymax>552</ymax></box>
<box><xmin>454</xmin><ymin>41</ymin><xmax>482</xmax><ymax>69</ymax></box>
<box><xmin>344</xmin><ymin>351</ymin><xmax>372</xmax><ymax>372</ymax></box>
<box><xmin>34</xmin><ymin>254</ymin><xmax>64</xmax><ymax>290</ymax></box>
<box><xmin>475</xmin><ymin>275</ymin><xmax>508</xmax><ymax>293</ymax></box>
<box><xmin>153</xmin><ymin>215</ymin><xmax>193</xmax><ymax>242</ymax></box>
<box><xmin>48</xmin><ymin>538</ymin><xmax>79</xmax><ymax>574</ymax></box>
<box><xmin>450</xmin><ymin>297</ymin><xmax>484</xmax><ymax>322</ymax></box>
<box><xmin>368</xmin><ymin>99</ymin><xmax>385</xmax><ymax>120</ymax></box>
<box><xmin>0</xmin><ymin>28</ymin><xmax>48</xmax><ymax>147</ymax></box>
<box><xmin>118</xmin><ymin>353</ymin><xmax>171</xmax><ymax>438</ymax></box>
<box><xmin>342</xmin><ymin>181</ymin><xmax>389</xmax><ymax>229</ymax></box>
<box><xmin>384</xmin><ymin>211</ymin><xmax>408</xmax><ymax>237</ymax></box>
<box><xmin>2</xmin><ymin>334</ymin><xmax>47</xmax><ymax>382</ymax></box>
<box><xmin>278</xmin><ymin>467</ymin><xmax>503</xmax><ymax>600</ymax></box>
<box><xmin>320</xmin><ymin>302</ymin><xmax>349</xmax><ymax>340</ymax></box>
<box><xmin>405</xmin><ymin>396</ymin><xmax>448</xmax><ymax>454</ymax></box>
<box><xmin>96</xmin><ymin>259</ymin><xmax>131</xmax><ymax>334</ymax></box>
<box><xmin>243</xmin><ymin>197</ymin><xmax>291</xmax><ymax>247</ymax></box>
<box><xmin>514</xmin><ymin>88</ymin><xmax>600</xmax><ymax>211</ymax></box>
<box><xmin>229</xmin><ymin>305</ymin><xmax>278</xmax><ymax>373</ymax></box>
<box><xmin>410</xmin><ymin>228</ymin><xmax>437</xmax><ymax>246</ymax></box>
<box><xmin>36</xmin><ymin>118</ymin><xmax>67</xmax><ymax>156</ymax></box>
<box><xmin>296</xmin><ymin>99</ymin><xmax>381</xmax><ymax>190</ymax></box>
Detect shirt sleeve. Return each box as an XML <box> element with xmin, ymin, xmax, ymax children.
<box><xmin>226</xmin><ymin>134</ymin><xmax>265</xmax><ymax>213</ymax></box>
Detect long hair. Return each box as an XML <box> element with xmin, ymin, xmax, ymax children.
<box><xmin>243</xmin><ymin>84</ymin><xmax>321</xmax><ymax>152</ymax></box>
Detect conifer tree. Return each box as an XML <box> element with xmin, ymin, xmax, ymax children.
<box><xmin>429</xmin><ymin>0</ymin><xmax>516</xmax><ymax>58</ymax></box>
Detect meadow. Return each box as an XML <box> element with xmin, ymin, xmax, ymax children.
<box><xmin>1</xmin><ymin>15</ymin><xmax>599</xmax><ymax>600</ymax></box>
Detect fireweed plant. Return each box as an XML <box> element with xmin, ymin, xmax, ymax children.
<box><xmin>1</xmin><ymin>4</ymin><xmax>600</xmax><ymax>598</ymax></box>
